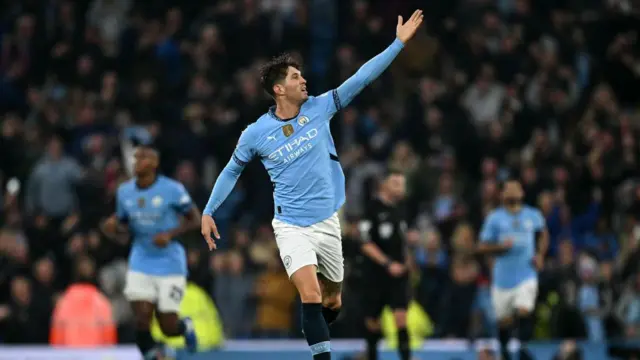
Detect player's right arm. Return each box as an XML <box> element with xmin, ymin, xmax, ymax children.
<box><xmin>202</xmin><ymin>127</ymin><xmax>255</xmax><ymax>250</ymax></box>
<box><xmin>477</xmin><ymin>212</ymin><xmax>513</xmax><ymax>256</ymax></box>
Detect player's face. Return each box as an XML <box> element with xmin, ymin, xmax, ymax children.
<box><xmin>133</xmin><ymin>148</ymin><xmax>158</xmax><ymax>176</ymax></box>
<box><xmin>282</xmin><ymin>66</ymin><xmax>308</xmax><ymax>102</ymax></box>
<box><xmin>386</xmin><ymin>174</ymin><xmax>407</xmax><ymax>201</ymax></box>
<box><xmin>502</xmin><ymin>181</ymin><xmax>524</xmax><ymax>210</ymax></box>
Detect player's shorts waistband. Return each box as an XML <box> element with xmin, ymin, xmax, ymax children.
<box><xmin>272</xmin><ymin>212</ymin><xmax>339</xmax><ymax>228</ymax></box>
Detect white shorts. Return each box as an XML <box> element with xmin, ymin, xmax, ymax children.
<box><xmin>123</xmin><ymin>271</ymin><xmax>186</xmax><ymax>313</ymax></box>
<box><xmin>491</xmin><ymin>278</ymin><xmax>538</xmax><ymax>320</ymax></box>
<box><xmin>272</xmin><ymin>212</ymin><xmax>344</xmax><ymax>282</ymax></box>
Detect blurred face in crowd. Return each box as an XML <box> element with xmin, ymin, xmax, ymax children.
<box><xmin>438</xmin><ymin>173</ymin><xmax>454</xmax><ymax>196</ymax></box>
<box><xmin>133</xmin><ymin>147</ymin><xmax>159</xmax><ymax>177</ymax></box>
<box><xmin>176</xmin><ymin>161</ymin><xmax>196</xmax><ymax>186</ymax></box>
<box><xmin>481</xmin><ymin>179</ymin><xmax>498</xmax><ymax>201</ymax></box>
<box><xmin>538</xmin><ymin>192</ymin><xmax>553</xmax><ymax>215</ymax></box>
<box><xmin>425</xmin><ymin>230</ymin><xmax>441</xmax><ymax>251</ymax></box>
<box><xmin>425</xmin><ymin>107</ymin><xmax>442</xmax><ymax>128</ymax></box>
<box><xmin>553</xmin><ymin>166</ymin><xmax>569</xmax><ymax>185</ymax></box>
<box><xmin>453</xmin><ymin>224</ymin><xmax>474</xmax><ymax>251</ymax></box>
<box><xmin>227</xmin><ymin>251</ymin><xmax>245</xmax><ymax>275</ymax></box>
<box><xmin>481</xmin><ymin>158</ymin><xmax>497</xmax><ymax>178</ymax></box>
<box><xmin>521</xmin><ymin>165</ymin><xmax>537</xmax><ymax>184</ymax></box>
<box><xmin>201</xmin><ymin>24</ymin><xmax>220</xmax><ymax>47</ymax></box>
<box><xmin>188</xmin><ymin>249</ymin><xmax>201</xmax><ymax>268</ymax></box>
<box><xmin>382</xmin><ymin>173</ymin><xmax>406</xmax><ymax>203</ymax></box>
<box><xmin>558</xmin><ymin>240</ymin><xmax>574</xmax><ymax>266</ymax></box>
<box><xmin>34</xmin><ymin>258</ymin><xmax>55</xmax><ymax>286</ymax></box>
<box><xmin>502</xmin><ymin>180</ymin><xmax>524</xmax><ymax>212</ymax></box>
<box><xmin>276</xmin><ymin>66</ymin><xmax>308</xmax><ymax>103</ymax></box>
<box><xmin>600</xmin><ymin>262</ymin><xmax>613</xmax><ymax>281</ymax></box>
<box><xmin>75</xmin><ymin>256</ymin><xmax>96</xmax><ymax>283</ymax></box>
<box><xmin>47</xmin><ymin>137</ymin><xmax>63</xmax><ymax>159</ymax></box>
<box><xmin>392</xmin><ymin>141</ymin><xmax>412</xmax><ymax>161</ymax></box>
<box><xmin>11</xmin><ymin>276</ymin><xmax>31</xmax><ymax>305</ymax></box>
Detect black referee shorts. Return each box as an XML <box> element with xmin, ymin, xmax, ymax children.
<box><xmin>363</xmin><ymin>274</ymin><xmax>410</xmax><ymax>319</ymax></box>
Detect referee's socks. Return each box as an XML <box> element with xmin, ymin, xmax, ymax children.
<box><xmin>397</xmin><ymin>327</ymin><xmax>410</xmax><ymax>360</ymax></box>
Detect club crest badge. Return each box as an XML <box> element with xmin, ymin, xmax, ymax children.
<box><xmin>282</xmin><ymin>124</ymin><xmax>294</xmax><ymax>137</ymax></box>
<box><xmin>297</xmin><ymin>116</ymin><xmax>309</xmax><ymax>126</ymax></box>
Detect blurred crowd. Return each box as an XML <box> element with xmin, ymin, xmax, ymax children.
<box><xmin>1</xmin><ymin>0</ymin><xmax>640</xmax><ymax>346</ymax></box>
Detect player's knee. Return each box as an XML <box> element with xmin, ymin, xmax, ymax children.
<box><xmin>322</xmin><ymin>293</ymin><xmax>342</xmax><ymax>310</ymax></box>
<box><xmin>299</xmin><ymin>285</ymin><xmax>322</xmax><ymax>303</ymax></box>
<box><xmin>498</xmin><ymin>316</ymin><xmax>513</xmax><ymax>328</ymax></box>
<box><xmin>517</xmin><ymin>307</ymin><xmax>532</xmax><ymax>317</ymax></box>
<box><xmin>157</xmin><ymin>314</ymin><xmax>180</xmax><ymax>336</ymax></box>
<box><xmin>365</xmin><ymin>318</ymin><xmax>381</xmax><ymax>332</ymax></box>
<box><xmin>157</xmin><ymin>318</ymin><xmax>172</xmax><ymax>336</ymax></box>
<box><xmin>393</xmin><ymin>309</ymin><xmax>408</xmax><ymax>328</ymax></box>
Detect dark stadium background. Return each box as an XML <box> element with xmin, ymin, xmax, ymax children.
<box><xmin>1</xmin><ymin>0</ymin><xmax>640</xmax><ymax>358</ymax></box>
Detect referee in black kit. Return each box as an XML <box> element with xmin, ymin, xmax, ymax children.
<box><xmin>357</xmin><ymin>170</ymin><xmax>411</xmax><ymax>360</ymax></box>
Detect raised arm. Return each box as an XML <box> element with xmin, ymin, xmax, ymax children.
<box><xmin>332</xmin><ymin>10</ymin><xmax>424</xmax><ymax>110</ymax></box>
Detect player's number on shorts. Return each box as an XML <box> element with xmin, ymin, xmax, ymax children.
<box><xmin>169</xmin><ymin>285</ymin><xmax>184</xmax><ymax>302</ymax></box>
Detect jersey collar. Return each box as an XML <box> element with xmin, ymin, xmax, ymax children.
<box><xmin>268</xmin><ymin>105</ymin><xmax>299</xmax><ymax>122</ymax></box>
<box><xmin>135</xmin><ymin>175</ymin><xmax>159</xmax><ymax>190</ymax></box>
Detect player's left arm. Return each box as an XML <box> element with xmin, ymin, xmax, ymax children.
<box><xmin>165</xmin><ymin>183</ymin><xmax>201</xmax><ymax>239</ymax></box>
<box><xmin>317</xmin><ymin>10</ymin><xmax>424</xmax><ymax>114</ymax></box>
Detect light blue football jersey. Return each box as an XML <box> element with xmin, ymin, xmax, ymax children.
<box><xmin>233</xmin><ymin>93</ymin><xmax>344</xmax><ymax>226</ymax></box>
<box><xmin>116</xmin><ymin>175</ymin><xmax>193</xmax><ymax>276</ymax></box>
<box><xmin>479</xmin><ymin>206</ymin><xmax>546</xmax><ymax>289</ymax></box>
<box><xmin>204</xmin><ymin>38</ymin><xmax>405</xmax><ymax>227</ymax></box>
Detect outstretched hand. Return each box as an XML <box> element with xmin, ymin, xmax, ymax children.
<box><xmin>201</xmin><ymin>214</ymin><xmax>220</xmax><ymax>251</ymax></box>
<box><xmin>396</xmin><ymin>9</ymin><xmax>424</xmax><ymax>44</ymax></box>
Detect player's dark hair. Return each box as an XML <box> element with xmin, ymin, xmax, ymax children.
<box><xmin>499</xmin><ymin>177</ymin><xmax>520</xmax><ymax>191</ymax></box>
<box><xmin>136</xmin><ymin>144</ymin><xmax>160</xmax><ymax>162</ymax></box>
<box><xmin>259</xmin><ymin>53</ymin><xmax>301</xmax><ymax>97</ymax></box>
<box><xmin>384</xmin><ymin>168</ymin><xmax>405</xmax><ymax>179</ymax></box>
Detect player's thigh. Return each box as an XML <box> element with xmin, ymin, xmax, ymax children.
<box><xmin>156</xmin><ymin>275</ymin><xmax>187</xmax><ymax>314</ymax></box>
<box><xmin>272</xmin><ymin>218</ymin><xmax>318</xmax><ymax>279</ymax></box>
<box><xmin>513</xmin><ymin>278</ymin><xmax>538</xmax><ymax>316</ymax></box>
<box><xmin>491</xmin><ymin>286</ymin><xmax>517</xmax><ymax>322</ymax></box>
<box><xmin>290</xmin><ymin>264</ymin><xmax>323</xmax><ymax>303</ymax></box>
<box><xmin>124</xmin><ymin>271</ymin><xmax>158</xmax><ymax>304</ymax></box>
<box><xmin>311</xmin><ymin>213</ymin><xmax>344</xmax><ymax>283</ymax></box>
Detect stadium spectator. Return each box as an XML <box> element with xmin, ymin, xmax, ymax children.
<box><xmin>254</xmin><ymin>253</ymin><xmax>297</xmax><ymax>338</ymax></box>
<box><xmin>50</xmin><ymin>256</ymin><xmax>117</xmax><ymax>347</ymax></box>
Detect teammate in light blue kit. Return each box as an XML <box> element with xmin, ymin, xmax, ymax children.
<box><xmin>102</xmin><ymin>146</ymin><xmax>200</xmax><ymax>360</ymax></box>
<box><xmin>201</xmin><ymin>10</ymin><xmax>424</xmax><ymax>360</ymax></box>
<box><xmin>478</xmin><ymin>180</ymin><xmax>549</xmax><ymax>360</ymax></box>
